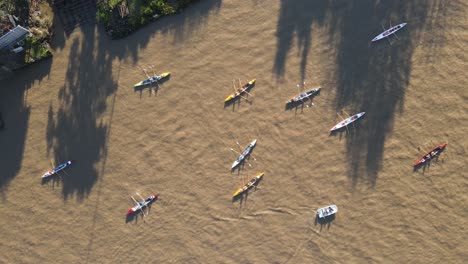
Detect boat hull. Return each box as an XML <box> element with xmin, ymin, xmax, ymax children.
<box><xmin>233</xmin><ymin>172</ymin><xmax>264</xmax><ymax>197</ymax></box>
<box><xmin>134</xmin><ymin>72</ymin><xmax>171</xmax><ymax>87</ymax></box>
<box><xmin>330</xmin><ymin>112</ymin><xmax>366</xmax><ymax>131</ymax></box>
<box><xmin>286</xmin><ymin>87</ymin><xmax>321</xmax><ymax>104</ymax></box>
<box><xmin>414</xmin><ymin>143</ymin><xmax>447</xmax><ymax>166</ymax></box>
<box><xmin>225</xmin><ymin>79</ymin><xmax>256</xmax><ymax>102</ymax></box>
<box><xmin>372</xmin><ymin>23</ymin><xmax>407</xmax><ymax>42</ymax></box>
<box><xmin>231</xmin><ymin>139</ymin><xmax>257</xmax><ymax>169</ymax></box>
<box><xmin>41</xmin><ymin>160</ymin><xmax>73</xmax><ymax>178</ymax></box>
<box><xmin>317</xmin><ymin>205</ymin><xmax>338</xmax><ymax>219</ymax></box>
<box><xmin>126</xmin><ymin>194</ymin><xmax>158</xmax><ymax>215</ymax></box>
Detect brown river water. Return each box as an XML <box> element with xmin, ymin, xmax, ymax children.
<box><xmin>0</xmin><ymin>1</ymin><xmax>467</xmax><ymax>263</ymax></box>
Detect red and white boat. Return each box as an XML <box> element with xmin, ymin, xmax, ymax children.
<box><xmin>42</xmin><ymin>160</ymin><xmax>73</xmax><ymax>178</ymax></box>
<box><xmin>414</xmin><ymin>143</ymin><xmax>447</xmax><ymax>167</ymax></box>
<box><xmin>127</xmin><ymin>193</ymin><xmax>158</xmax><ymax>215</ymax></box>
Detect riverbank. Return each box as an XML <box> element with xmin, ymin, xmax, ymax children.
<box><xmin>96</xmin><ymin>0</ymin><xmax>196</xmax><ymax>39</ymax></box>
<box><xmin>0</xmin><ymin>0</ymin><xmax>53</xmax><ymax>80</ymax></box>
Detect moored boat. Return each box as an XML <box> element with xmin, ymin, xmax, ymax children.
<box><xmin>233</xmin><ymin>172</ymin><xmax>264</xmax><ymax>197</ymax></box>
<box><xmin>330</xmin><ymin>112</ymin><xmax>366</xmax><ymax>131</ymax></box>
<box><xmin>287</xmin><ymin>87</ymin><xmax>321</xmax><ymax>104</ymax></box>
<box><xmin>232</xmin><ymin>139</ymin><xmax>257</xmax><ymax>169</ymax></box>
<box><xmin>414</xmin><ymin>143</ymin><xmax>447</xmax><ymax>166</ymax></box>
<box><xmin>225</xmin><ymin>79</ymin><xmax>256</xmax><ymax>102</ymax></box>
<box><xmin>134</xmin><ymin>72</ymin><xmax>170</xmax><ymax>87</ymax></box>
<box><xmin>316</xmin><ymin>205</ymin><xmax>338</xmax><ymax>219</ymax></box>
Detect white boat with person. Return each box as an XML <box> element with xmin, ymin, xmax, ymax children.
<box><xmin>230</xmin><ymin>139</ymin><xmax>257</xmax><ymax>169</ymax></box>
<box><xmin>316</xmin><ymin>205</ymin><xmax>338</xmax><ymax>219</ymax></box>
<box><xmin>372</xmin><ymin>22</ymin><xmax>407</xmax><ymax>42</ymax></box>
<box><xmin>330</xmin><ymin>112</ymin><xmax>366</xmax><ymax>131</ymax></box>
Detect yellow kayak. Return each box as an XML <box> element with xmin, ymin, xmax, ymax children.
<box><xmin>233</xmin><ymin>172</ymin><xmax>264</xmax><ymax>197</ymax></box>
<box><xmin>225</xmin><ymin>79</ymin><xmax>256</xmax><ymax>102</ymax></box>
<box><xmin>134</xmin><ymin>72</ymin><xmax>171</xmax><ymax>87</ymax></box>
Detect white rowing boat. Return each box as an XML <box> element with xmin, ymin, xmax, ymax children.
<box><xmin>330</xmin><ymin>112</ymin><xmax>366</xmax><ymax>131</ymax></box>
<box><xmin>316</xmin><ymin>205</ymin><xmax>338</xmax><ymax>219</ymax></box>
<box><xmin>287</xmin><ymin>87</ymin><xmax>321</xmax><ymax>104</ymax></box>
<box><xmin>372</xmin><ymin>23</ymin><xmax>407</xmax><ymax>42</ymax></box>
<box><xmin>231</xmin><ymin>139</ymin><xmax>257</xmax><ymax>169</ymax></box>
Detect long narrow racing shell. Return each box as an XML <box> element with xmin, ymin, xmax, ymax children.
<box><xmin>134</xmin><ymin>72</ymin><xmax>171</xmax><ymax>87</ymax></box>
<box><xmin>126</xmin><ymin>194</ymin><xmax>159</xmax><ymax>215</ymax></box>
<box><xmin>233</xmin><ymin>172</ymin><xmax>264</xmax><ymax>197</ymax></box>
<box><xmin>231</xmin><ymin>139</ymin><xmax>257</xmax><ymax>169</ymax></box>
<box><xmin>42</xmin><ymin>160</ymin><xmax>73</xmax><ymax>178</ymax></box>
<box><xmin>330</xmin><ymin>112</ymin><xmax>366</xmax><ymax>131</ymax></box>
<box><xmin>287</xmin><ymin>87</ymin><xmax>321</xmax><ymax>104</ymax></box>
<box><xmin>225</xmin><ymin>79</ymin><xmax>256</xmax><ymax>102</ymax></box>
<box><xmin>372</xmin><ymin>23</ymin><xmax>407</xmax><ymax>42</ymax></box>
<box><xmin>414</xmin><ymin>143</ymin><xmax>447</xmax><ymax>166</ymax></box>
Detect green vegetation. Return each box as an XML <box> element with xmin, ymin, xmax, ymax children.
<box><xmin>1</xmin><ymin>0</ymin><xmax>53</xmax><ymax>66</ymax></box>
<box><xmin>97</xmin><ymin>0</ymin><xmax>196</xmax><ymax>38</ymax></box>
<box><xmin>24</xmin><ymin>36</ymin><xmax>52</xmax><ymax>63</ymax></box>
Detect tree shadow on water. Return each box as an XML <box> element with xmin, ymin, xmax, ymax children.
<box><xmin>45</xmin><ymin>1</ymin><xmax>223</xmax><ymax>201</ymax></box>
<box><xmin>329</xmin><ymin>1</ymin><xmax>452</xmax><ymax>187</ymax></box>
<box><xmin>274</xmin><ymin>0</ymin><xmax>329</xmax><ymax>82</ymax></box>
<box><xmin>276</xmin><ymin>0</ymin><xmax>452</xmax><ymax>187</ymax></box>
<box><xmin>46</xmin><ymin>25</ymin><xmax>117</xmax><ymax>201</ymax></box>
<box><xmin>0</xmin><ymin>58</ymin><xmax>53</xmax><ymax>193</ymax></box>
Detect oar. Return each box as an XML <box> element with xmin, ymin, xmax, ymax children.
<box><xmin>136</xmin><ymin>192</ymin><xmax>148</xmax><ymax>217</ymax></box>
<box><xmin>249</xmin><ymin>154</ymin><xmax>257</xmax><ymax>161</ymax></box>
<box><xmin>238</xmin><ymin>94</ymin><xmax>251</xmax><ymax>103</ymax></box>
<box><xmin>244</xmin><ymin>89</ymin><xmax>254</xmax><ymax>97</ymax></box>
<box><xmin>343</xmin><ymin>110</ymin><xmax>357</xmax><ymax>131</ymax></box>
<box><xmin>230</xmin><ymin>148</ymin><xmax>242</xmax><ymax>156</ymax></box>
<box><xmin>232</xmin><ymin>79</ymin><xmax>237</xmax><ymax>94</ymax></box>
<box><xmin>337</xmin><ymin>112</ymin><xmax>349</xmax><ymax>134</ymax></box>
<box><xmin>62</xmin><ymin>170</ymin><xmax>71</xmax><ymax>178</ymax></box>
<box><xmin>236</xmin><ymin>141</ymin><xmax>243</xmax><ymax>152</ymax></box>
<box><xmin>138</xmin><ymin>66</ymin><xmax>150</xmax><ymax>79</ymax></box>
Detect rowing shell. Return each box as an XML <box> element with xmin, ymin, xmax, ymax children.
<box><xmin>414</xmin><ymin>143</ymin><xmax>447</xmax><ymax>167</ymax></box>
<box><xmin>330</xmin><ymin>112</ymin><xmax>366</xmax><ymax>131</ymax></box>
<box><xmin>372</xmin><ymin>23</ymin><xmax>407</xmax><ymax>42</ymax></box>
<box><xmin>233</xmin><ymin>172</ymin><xmax>264</xmax><ymax>197</ymax></box>
<box><xmin>42</xmin><ymin>160</ymin><xmax>73</xmax><ymax>178</ymax></box>
<box><xmin>225</xmin><ymin>79</ymin><xmax>256</xmax><ymax>102</ymax></box>
<box><xmin>316</xmin><ymin>205</ymin><xmax>338</xmax><ymax>219</ymax></box>
<box><xmin>134</xmin><ymin>72</ymin><xmax>170</xmax><ymax>87</ymax></box>
<box><xmin>231</xmin><ymin>139</ymin><xmax>257</xmax><ymax>169</ymax></box>
<box><xmin>126</xmin><ymin>194</ymin><xmax>158</xmax><ymax>215</ymax></box>
<box><xmin>287</xmin><ymin>87</ymin><xmax>321</xmax><ymax>104</ymax></box>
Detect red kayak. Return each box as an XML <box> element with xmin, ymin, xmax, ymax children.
<box><xmin>414</xmin><ymin>143</ymin><xmax>447</xmax><ymax>166</ymax></box>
